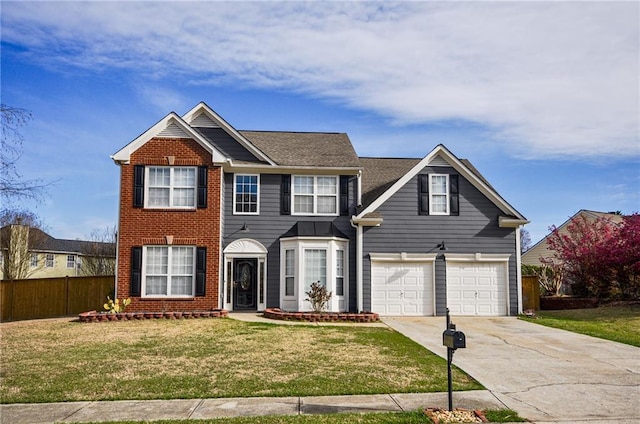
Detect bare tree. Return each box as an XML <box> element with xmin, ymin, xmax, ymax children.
<box><xmin>80</xmin><ymin>226</ymin><xmax>116</xmax><ymax>276</ymax></box>
<box><xmin>0</xmin><ymin>209</ymin><xmax>49</xmax><ymax>280</ymax></box>
<box><xmin>520</xmin><ymin>228</ymin><xmax>532</xmax><ymax>253</ymax></box>
<box><xmin>1</xmin><ymin>104</ymin><xmax>50</xmax><ymax>205</ymax></box>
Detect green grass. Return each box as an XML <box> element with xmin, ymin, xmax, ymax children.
<box><xmin>523</xmin><ymin>304</ymin><xmax>640</xmax><ymax>347</ymax></box>
<box><xmin>73</xmin><ymin>409</ymin><xmax>524</xmax><ymax>423</ymax></box>
<box><xmin>0</xmin><ymin>318</ymin><xmax>482</xmax><ymax>403</ymax></box>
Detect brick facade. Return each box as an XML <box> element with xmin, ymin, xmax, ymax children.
<box><xmin>116</xmin><ymin>137</ymin><xmax>221</xmax><ymax>312</ymax></box>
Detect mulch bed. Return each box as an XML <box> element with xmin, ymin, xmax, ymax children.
<box><xmin>424</xmin><ymin>408</ymin><xmax>488</xmax><ymax>423</ymax></box>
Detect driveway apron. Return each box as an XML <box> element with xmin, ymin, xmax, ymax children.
<box><xmin>383</xmin><ymin>316</ymin><xmax>640</xmax><ymax>423</ymax></box>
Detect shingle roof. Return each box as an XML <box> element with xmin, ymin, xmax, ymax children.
<box><xmin>359</xmin><ymin>157</ymin><xmax>421</xmax><ymax>208</ymax></box>
<box><xmin>239</xmin><ymin>131</ymin><xmax>360</xmax><ymax>167</ymax></box>
<box><xmin>1</xmin><ymin>226</ymin><xmax>115</xmax><ymax>255</ymax></box>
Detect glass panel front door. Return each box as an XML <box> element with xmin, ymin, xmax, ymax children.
<box><xmin>234</xmin><ymin>259</ymin><xmax>257</xmax><ymax>309</ymax></box>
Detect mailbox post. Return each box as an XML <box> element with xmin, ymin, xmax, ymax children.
<box><xmin>442</xmin><ymin>308</ymin><xmax>466</xmax><ymax>411</ymax></box>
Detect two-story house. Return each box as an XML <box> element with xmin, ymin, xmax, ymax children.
<box><xmin>112</xmin><ymin>102</ymin><xmax>528</xmax><ymax>316</ymax></box>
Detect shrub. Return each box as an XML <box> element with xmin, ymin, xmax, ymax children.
<box><xmin>305</xmin><ymin>281</ymin><xmax>332</xmax><ymax>312</ymax></box>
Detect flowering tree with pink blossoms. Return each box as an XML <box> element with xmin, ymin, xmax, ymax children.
<box><xmin>544</xmin><ymin>213</ymin><xmax>640</xmax><ymax>300</ymax></box>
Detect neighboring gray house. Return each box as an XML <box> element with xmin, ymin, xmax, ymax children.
<box><xmin>114</xmin><ymin>102</ymin><xmax>528</xmax><ymax>316</ymax></box>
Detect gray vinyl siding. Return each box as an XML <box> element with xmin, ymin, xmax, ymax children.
<box><xmin>362</xmin><ymin>165</ymin><xmax>518</xmax><ymax>315</ymax></box>
<box><xmin>224</xmin><ymin>173</ymin><xmax>358</xmax><ymax>311</ymax></box>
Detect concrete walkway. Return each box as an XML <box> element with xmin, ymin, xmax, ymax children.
<box><xmin>0</xmin><ymin>391</ymin><xmax>503</xmax><ymax>424</ymax></box>
<box><xmin>383</xmin><ymin>316</ymin><xmax>640</xmax><ymax>423</ymax></box>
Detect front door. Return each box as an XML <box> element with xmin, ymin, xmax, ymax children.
<box><xmin>233</xmin><ymin>258</ymin><xmax>257</xmax><ymax>310</ymax></box>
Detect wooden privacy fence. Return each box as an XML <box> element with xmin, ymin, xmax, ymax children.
<box><xmin>1</xmin><ymin>275</ymin><xmax>115</xmax><ymax>322</ymax></box>
<box><xmin>521</xmin><ymin>275</ymin><xmax>540</xmax><ymax>311</ymax></box>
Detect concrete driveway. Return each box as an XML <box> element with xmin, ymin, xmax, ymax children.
<box><xmin>383</xmin><ymin>316</ymin><xmax>640</xmax><ymax>423</ymax></box>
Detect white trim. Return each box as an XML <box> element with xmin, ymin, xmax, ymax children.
<box><xmin>224</xmin><ymin>163</ymin><xmax>361</xmax><ymax>174</ymax></box>
<box><xmin>280</xmin><ymin>238</ymin><xmax>348</xmax><ymax>312</ymax></box>
<box><xmin>355</xmin><ymin>144</ymin><xmax>526</xmax><ymax>221</ymax></box>
<box><xmin>499</xmin><ymin>217</ymin><xmax>530</xmax><ymax>227</ymax></box>
<box><xmin>182</xmin><ymin>102</ymin><xmax>276</xmax><ymax>166</ymax></box>
<box><xmin>444</xmin><ymin>253</ymin><xmax>511</xmax><ymax>262</ymax></box>
<box><xmin>232</xmin><ymin>174</ymin><xmax>260</xmax><ymax>215</ymax></box>
<box><xmin>223</xmin><ymin>238</ymin><xmax>268</xmax><ymax>255</ymax></box>
<box><xmin>355</xmin><ymin>223</ymin><xmax>363</xmax><ymax>313</ymax></box>
<box><xmin>141</xmin><ymin>245</ymin><xmax>196</xmax><ymax>298</ymax></box>
<box><xmin>291</xmin><ymin>175</ymin><xmax>339</xmax><ymax>216</ymax></box>
<box><xmin>223</xmin><ymin>238</ymin><xmax>268</xmax><ymax>311</ymax></box>
<box><xmin>516</xmin><ymin>226</ymin><xmax>523</xmax><ymax>314</ymax></box>
<box><xmin>144</xmin><ymin>166</ymin><xmax>197</xmax><ymax>209</ymax></box>
<box><xmin>428</xmin><ymin>174</ymin><xmax>450</xmax><ymax>215</ymax></box>
<box><xmin>369</xmin><ymin>252</ymin><xmax>438</xmax><ymax>262</ymax></box>
<box><xmin>111</xmin><ymin>113</ymin><xmax>227</xmax><ymax>164</ymax></box>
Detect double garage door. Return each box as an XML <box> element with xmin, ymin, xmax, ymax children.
<box><xmin>371</xmin><ymin>259</ymin><xmax>508</xmax><ymax>316</ymax></box>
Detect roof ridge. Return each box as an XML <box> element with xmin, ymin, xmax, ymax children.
<box><xmin>239</xmin><ymin>129</ymin><xmax>346</xmax><ymax>135</ymax></box>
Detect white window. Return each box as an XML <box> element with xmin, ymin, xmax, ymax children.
<box><xmin>67</xmin><ymin>255</ymin><xmax>76</xmax><ymax>268</ymax></box>
<box><xmin>292</xmin><ymin>176</ymin><xmax>338</xmax><ymax>215</ymax></box>
<box><xmin>304</xmin><ymin>249</ymin><xmax>327</xmax><ymax>294</ymax></box>
<box><xmin>280</xmin><ymin>238</ymin><xmax>348</xmax><ymax>312</ymax></box>
<box><xmin>429</xmin><ymin>174</ymin><xmax>449</xmax><ymax>215</ymax></box>
<box><xmin>143</xmin><ymin>246</ymin><xmax>195</xmax><ymax>297</ymax></box>
<box><xmin>336</xmin><ymin>249</ymin><xmax>344</xmax><ymax>296</ymax></box>
<box><xmin>284</xmin><ymin>249</ymin><xmax>295</xmax><ymax>297</ymax></box>
<box><xmin>234</xmin><ymin>174</ymin><xmax>259</xmax><ymax>214</ymax></box>
<box><xmin>46</xmin><ymin>254</ymin><xmax>55</xmax><ymax>268</ymax></box>
<box><xmin>146</xmin><ymin>167</ymin><xmax>196</xmax><ymax>208</ymax></box>
<box><xmin>30</xmin><ymin>253</ymin><xmax>39</xmax><ymax>268</ymax></box>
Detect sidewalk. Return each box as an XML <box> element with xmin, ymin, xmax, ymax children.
<box><xmin>0</xmin><ymin>391</ymin><xmax>504</xmax><ymax>424</ymax></box>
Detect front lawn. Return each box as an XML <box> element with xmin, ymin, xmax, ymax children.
<box><xmin>525</xmin><ymin>304</ymin><xmax>640</xmax><ymax>347</ymax></box>
<box><xmin>0</xmin><ymin>318</ymin><xmax>481</xmax><ymax>403</ymax></box>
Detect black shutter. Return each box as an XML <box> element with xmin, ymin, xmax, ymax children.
<box><xmin>281</xmin><ymin>175</ymin><xmax>291</xmax><ymax>215</ymax></box>
<box><xmin>195</xmin><ymin>247</ymin><xmax>207</xmax><ymax>296</ymax></box>
<box><xmin>450</xmin><ymin>174</ymin><xmax>459</xmax><ymax>216</ymax></box>
<box><xmin>419</xmin><ymin>174</ymin><xmax>429</xmax><ymax>215</ymax></box>
<box><xmin>133</xmin><ymin>165</ymin><xmax>145</xmax><ymax>208</ymax></box>
<box><xmin>197</xmin><ymin>166</ymin><xmax>208</xmax><ymax>208</ymax></box>
<box><xmin>340</xmin><ymin>175</ymin><xmax>349</xmax><ymax>216</ymax></box>
<box><xmin>130</xmin><ymin>247</ymin><xmax>142</xmax><ymax>297</ymax></box>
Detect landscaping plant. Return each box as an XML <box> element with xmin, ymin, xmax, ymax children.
<box><xmin>305</xmin><ymin>281</ymin><xmax>332</xmax><ymax>312</ymax></box>
<box><xmin>103</xmin><ymin>296</ymin><xmax>131</xmax><ymax>314</ymax></box>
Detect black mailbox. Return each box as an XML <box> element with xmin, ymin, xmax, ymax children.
<box><xmin>443</xmin><ymin>329</ymin><xmax>466</xmax><ymax>350</ymax></box>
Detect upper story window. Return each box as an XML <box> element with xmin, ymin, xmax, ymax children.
<box><xmin>419</xmin><ymin>173</ymin><xmax>459</xmax><ymax>216</ymax></box>
<box><xmin>45</xmin><ymin>254</ymin><xmax>55</xmax><ymax>268</ymax></box>
<box><xmin>234</xmin><ymin>174</ymin><xmax>259</xmax><ymax>214</ymax></box>
<box><xmin>67</xmin><ymin>255</ymin><xmax>76</xmax><ymax>269</ymax></box>
<box><xmin>292</xmin><ymin>176</ymin><xmax>338</xmax><ymax>216</ymax></box>
<box><xmin>30</xmin><ymin>253</ymin><xmax>39</xmax><ymax>268</ymax></box>
<box><xmin>429</xmin><ymin>174</ymin><xmax>449</xmax><ymax>215</ymax></box>
<box><xmin>146</xmin><ymin>167</ymin><xmax>196</xmax><ymax>208</ymax></box>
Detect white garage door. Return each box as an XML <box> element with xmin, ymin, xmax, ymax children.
<box><xmin>371</xmin><ymin>262</ymin><xmax>434</xmax><ymax>316</ymax></box>
<box><xmin>447</xmin><ymin>261</ymin><xmax>508</xmax><ymax>316</ymax></box>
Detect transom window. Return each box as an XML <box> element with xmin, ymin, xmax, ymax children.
<box><xmin>234</xmin><ymin>174</ymin><xmax>259</xmax><ymax>214</ymax></box>
<box><xmin>429</xmin><ymin>174</ymin><xmax>449</xmax><ymax>215</ymax></box>
<box><xmin>144</xmin><ymin>246</ymin><xmax>195</xmax><ymax>297</ymax></box>
<box><xmin>146</xmin><ymin>167</ymin><xmax>196</xmax><ymax>208</ymax></box>
<box><xmin>292</xmin><ymin>176</ymin><xmax>338</xmax><ymax>215</ymax></box>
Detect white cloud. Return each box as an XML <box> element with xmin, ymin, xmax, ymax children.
<box><xmin>2</xmin><ymin>1</ymin><xmax>638</xmax><ymax>159</ymax></box>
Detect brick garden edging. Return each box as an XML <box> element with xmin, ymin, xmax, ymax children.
<box><xmin>78</xmin><ymin>309</ymin><xmax>228</xmax><ymax>323</ymax></box>
<box><xmin>263</xmin><ymin>308</ymin><xmax>379</xmax><ymax>323</ymax></box>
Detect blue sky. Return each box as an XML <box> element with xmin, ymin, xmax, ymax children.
<box><xmin>1</xmin><ymin>1</ymin><xmax>638</xmax><ymax>245</ymax></box>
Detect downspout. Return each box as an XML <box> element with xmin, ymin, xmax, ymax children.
<box><xmin>350</xmin><ymin>218</ymin><xmax>363</xmax><ymax>313</ymax></box>
<box><xmin>515</xmin><ymin>225</ymin><xmax>523</xmax><ymax>314</ymax></box>
<box><xmin>113</xmin><ymin>163</ymin><xmax>123</xmax><ymax>301</ymax></box>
